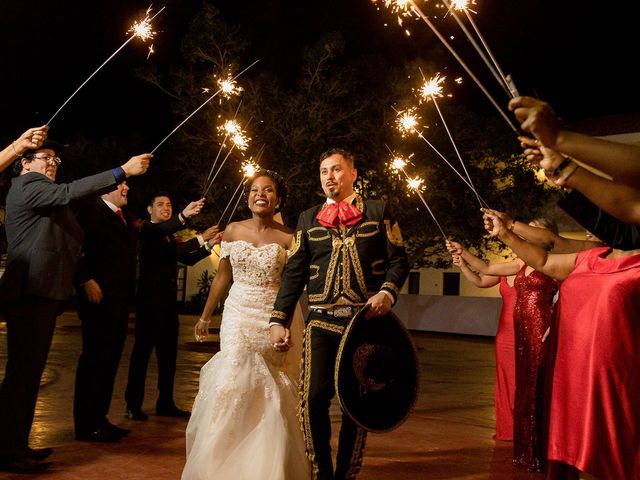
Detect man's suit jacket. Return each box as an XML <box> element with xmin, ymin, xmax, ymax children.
<box><xmin>271</xmin><ymin>195</ymin><xmax>410</xmax><ymax>327</ymax></box>
<box><xmin>75</xmin><ymin>198</ymin><xmax>138</xmax><ymax>300</ymax></box>
<box><xmin>136</xmin><ymin>216</ymin><xmax>211</xmax><ymax>306</ymax></box>
<box><xmin>0</xmin><ymin>170</ymin><xmax>119</xmax><ymax>302</ymax></box>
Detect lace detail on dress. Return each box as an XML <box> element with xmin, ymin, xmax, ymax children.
<box><xmin>183</xmin><ymin>240</ymin><xmax>309</xmax><ymax>480</ymax></box>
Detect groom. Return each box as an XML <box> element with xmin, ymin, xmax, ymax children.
<box><xmin>270</xmin><ymin>148</ymin><xmax>409</xmax><ymax>479</ymax></box>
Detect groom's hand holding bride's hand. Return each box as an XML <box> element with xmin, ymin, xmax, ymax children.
<box><xmin>270</xmin><ymin>324</ymin><xmax>292</xmax><ymax>352</ymax></box>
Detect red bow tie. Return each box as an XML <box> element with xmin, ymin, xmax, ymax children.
<box><xmin>316</xmin><ymin>201</ymin><xmax>362</xmax><ymax>228</ymax></box>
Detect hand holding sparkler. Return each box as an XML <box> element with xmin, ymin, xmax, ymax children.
<box><xmin>14</xmin><ymin>125</ymin><xmax>49</xmax><ymax>152</ymax></box>
<box><xmin>508</xmin><ymin>96</ymin><xmax>561</xmax><ymax>148</ymax></box>
<box><xmin>182</xmin><ymin>198</ymin><xmax>206</xmax><ymax>219</ymax></box>
<box><xmin>121</xmin><ymin>153</ymin><xmax>152</xmax><ymax>177</ymax></box>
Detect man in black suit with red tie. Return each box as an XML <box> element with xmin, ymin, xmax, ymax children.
<box><xmin>73</xmin><ymin>181</ymin><xmax>138</xmax><ymax>442</ymax></box>
<box><xmin>125</xmin><ymin>192</ymin><xmax>221</xmax><ymax>421</ymax></box>
<box><xmin>0</xmin><ymin>147</ymin><xmax>150</xmax><ymax>473</ymax></box>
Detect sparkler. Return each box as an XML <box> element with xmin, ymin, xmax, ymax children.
<box><xmin>394</xmin><ymin>107</ymin><xmax>488</xmax><ymax>206</ymax></box>
<box><xmin>416</xmin><ymin>72</ymin><xmax>487</xmax><ymax>207</ymax></box>
<box><xmin>376</xmin><ymin>0</ymin><xmax>517</xmax><ymax>131</ymax></box>
<box><xmin>46</xmin><ymin>6</ymin><xmax>165</xmax><ymax>125</ymax></box>
<box><xmin>444</xmin><ymin>0</ymin><xmax>516</xmax><ymax>98</ymax></box>
<box><xmin>216</xmin><ymin>161</ymin><xmax>260</xmax><ymax>225</ymax></box>
<box><xmin>202</xmin><ymin>123</ymin><xmax>250</xmax><ymax>198</ymax></box>
<box><xmin>150</xmin><ymin>60</ymin><xmax>258</xmax><ymax>154</ymax></box>
<box><xmin>389</xmin><ymin>155</ymin><xmax>448</xmax><ymax>239</ymax></box>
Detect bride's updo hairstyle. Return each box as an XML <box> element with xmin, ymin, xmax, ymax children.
<box><xmin>248</xmin><ymin>169</ymin><xmax>288</xmax><ymax>213</ymax></box>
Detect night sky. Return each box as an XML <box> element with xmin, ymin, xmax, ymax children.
<box><xmin>1</xmin><ymin>0</ymin><xmax>637</xmax><ymax>145</ymax></box>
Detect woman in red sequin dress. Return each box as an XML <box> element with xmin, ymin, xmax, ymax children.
<box><xmin>449</xmin><ymin>216</ymin><xmax>600</xmax><ymax>471</ymax></box>
<box><xmin>485</xmin><ymin>211</ymin><xmax>640</xmax><ymax>479</ymax></box>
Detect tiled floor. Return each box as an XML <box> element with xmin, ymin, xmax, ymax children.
<box><xmin>0</xmin><ymin>310</ymin><xmax>550</xmax><ymax>480</ymax></box>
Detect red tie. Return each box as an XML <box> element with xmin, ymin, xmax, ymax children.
<box><xmin>115</xmin><ymin>208</ymin><xmax>127</xmax><ymax>225</ymax></box>
<box><xmin>316</xmin><ymin>201</ymin><xmax>362</xmax><ymax>228</ymax></box>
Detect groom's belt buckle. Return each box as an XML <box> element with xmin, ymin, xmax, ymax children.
<box><xmin>311</xmin><ymin>305</ymin><xmax>358</xmax><ymax>318</ymax></box>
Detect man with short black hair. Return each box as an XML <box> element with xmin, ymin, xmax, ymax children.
<box><xmin>125</xmin><ymin>192</ymin><xmax>221</xmax><ymax>421</ymax></box>
<box><xmin>270</xmin><ymin>148</ymin><xmax>409</xmax><ymax>479</ymax></box>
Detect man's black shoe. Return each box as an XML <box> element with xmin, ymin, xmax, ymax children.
<box><xmin>100</xmin><ymin>419</ymin><xmax>131</xmax><ymax>437</ymax></box>
<box><xmin>156</xmin><ymin>405</ymin><xmax>190</xmax><ymax>417</ymax></box>
<box><xmin>26</xmin><ymin>446</ymin><xmax>53</xmax><ymax>460</ymax></box>
<box><xmin>0</xmin><ymin>454</ymin><xmax>51</xmax><ymax>473</ymax></box>
<box><xmin>125</xmin><ymin>408</ymin><xmax>148</xmax><ymax>421</ymax></box>
<box><xmin>75</xmin><ymin>427</ymin><xmax>121</xmax><ymax>443</ymax></box>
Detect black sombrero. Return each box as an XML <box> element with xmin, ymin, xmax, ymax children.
<box><xmin>335</xmin><ymin>306</ymin><xmax>419</xmax><ymax>433</ymax></box>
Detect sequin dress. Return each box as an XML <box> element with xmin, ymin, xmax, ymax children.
<box><xmin>512</xmin><ymin>266</ymin><xmax>557</xmax><ymax>471</ymax></box>
<box><xmin>547</xmin><ymin>247</ymin><xmax>640</xmax><ymax>479</ymax></box>
<box><xmin>495</xmin><ymin>276</ymin><xmax>516</xmax><ymax>441</ymax></box>
<box><xmin>182</xmin><ymin>240</ymin><xmax>310</xmax><ymax>480</ymax></box>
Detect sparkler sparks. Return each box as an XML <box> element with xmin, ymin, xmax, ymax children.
<box><xmin>417</xmin><ymin>73</ymin><xmax>446</xmax><ymax>101</ymax></box>
<box><xmin>395</xmin><ymin>108</ymin><xmax>421</xmax><ymax>137</ymax></box>
<box><xmin>374</xmin><ymin>0</ymin><xmax>415</xmax><ymax>17</ymax></box>
<box><xmin>386</xmin><ymin>152</ymin><xmax>448</xmax><ymax>238</ymax></box>
<box><xmin>46</xmin><ymin>5</ymin><xmax>166</xmax><ymax>125</ymax></box>
<box><xmin>127</xmin><ymin>8</ymin><xmax>158</xmax><ymax>42</ymax></box>
<box><xmin>216</xmin><ymin>160</ymin><xmax>261</xmax><ymax>225</ymax></box>
<box><xmin>217</xmin><ymin>75</ymin><xmax>243</xmax><ymax>98</ymax></box>
<box><xmin>407</xmin><ymin>176</ymin><xmax>425</xmax><ymax>192</ymax></box>
<box><xmin>150</xmin><ymin>59</ymin><xmax>259</xmax><ymax>154</ymax></box>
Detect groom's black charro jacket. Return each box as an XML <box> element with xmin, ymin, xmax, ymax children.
<box><xmin>270</xmin><ymin>195</ymin><xmax>409</xmax><ymax>327</ymax></box>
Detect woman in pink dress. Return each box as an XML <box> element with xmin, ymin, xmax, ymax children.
<box><xmin>484</xmin><ymin>210</ymin><xmax>640</xmax><ymax>479</ymax></box>
<box><xmin>448</xmin><ymin>249</ymin><xmax>516</xmax><ymax>441</ymax></box>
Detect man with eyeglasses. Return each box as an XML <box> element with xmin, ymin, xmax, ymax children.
<box><xmin>0</xmin><ymin>145</ymin><xmax>151</xmax><ymax>473</ymax></box>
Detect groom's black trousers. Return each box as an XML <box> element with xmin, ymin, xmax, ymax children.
<box><xmin>300</xmin><ymin>311</ymin><xmax>367</xmax><ymax>480</ymax></box>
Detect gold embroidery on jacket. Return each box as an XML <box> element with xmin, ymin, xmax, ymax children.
<box><xmin>384</xmin><ymin>219</ymin><xmax>404</xmax><ymax>247</ymax></box>
<box><xmin>381</xmin><ymin>281</ymin><xmax>400</xmax><ymax>296</ymax></box>
<box><xmin>371</xmin><ymin>259</ymin><xmax>386</xmax><ymax>275</ymax></box>
<box><xmin>288</xmin><ymin>230</ymin><xmax>302</xmax><ymax>258</ymax></box>
<box><xmin>308</xmin><ymin>227</ymin><xmax>331</xmax><ymax>242</ymax></box>
<box><xmin>309</xmin><ymin>264</ymin><xmax>320</xmax><ymax>280</ymax></box>
<box><xmin>355</xmin><ymin>221</ymin><xmax>379</xmax><ymax>238</ymax></box>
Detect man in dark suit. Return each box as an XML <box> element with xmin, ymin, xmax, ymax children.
<box><xmin>73</xmin><ymin>181</ymin><xmax>138</xmax><ymax>442</ymax></box>
<box><xmin>0</xmin><ymin>147</ymin><xmax>150</xmax><ymax>472</ymax></box>
<box><xmin>269</xmin><ymin>148</ymin><xmax>409</xmax><ymax>480</ymax></box>
<box><xmin>125</xmin><ymin>192</ymin><xmax>220</xmax><ymax>420</ymax></box>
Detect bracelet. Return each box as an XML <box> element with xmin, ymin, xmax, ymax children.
<box><xmin>197</xmin><ymin>317</ymin><xmax>210</xmax><ymax>324</ymax></box>
<box><xmin>11</xmin><ymin>141</ymin><xmax>21</xmax><ymax>157</ymax></box>
<box><xmin>553</xmin><ymin>162</ymin><xmax>579</xmax><ymax>187</ymax></box>
<box><xmin>550</xmin><ymin>156</ymin><xmax>573</xmax><ymax>178</ymax></box>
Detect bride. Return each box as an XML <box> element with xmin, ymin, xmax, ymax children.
<box><xmin>182</xmin><ymin>170</ymin><xmax>310</xmax><ymax>480</ymax></box>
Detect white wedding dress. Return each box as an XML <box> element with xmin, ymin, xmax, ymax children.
<box><xmin>182</xmin><ymin>240</ymin><xmax>310</xmax><ymax>480</ymax></box>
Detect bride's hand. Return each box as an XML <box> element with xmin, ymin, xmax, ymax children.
<box><xmin>195</xmin><ymin>317</ymin><xmax>210</xmax><ymax>342</ymax></box>
<box><xmin>270</xmin><ymin>324</ymin><xmax>290</xmax><ymax>352</ymax></box>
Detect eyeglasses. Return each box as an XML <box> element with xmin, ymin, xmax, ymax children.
<box><xmin>29</xmin><ymin>154</ymin><xmax>62</xmax><ymax>166</ymax></box>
